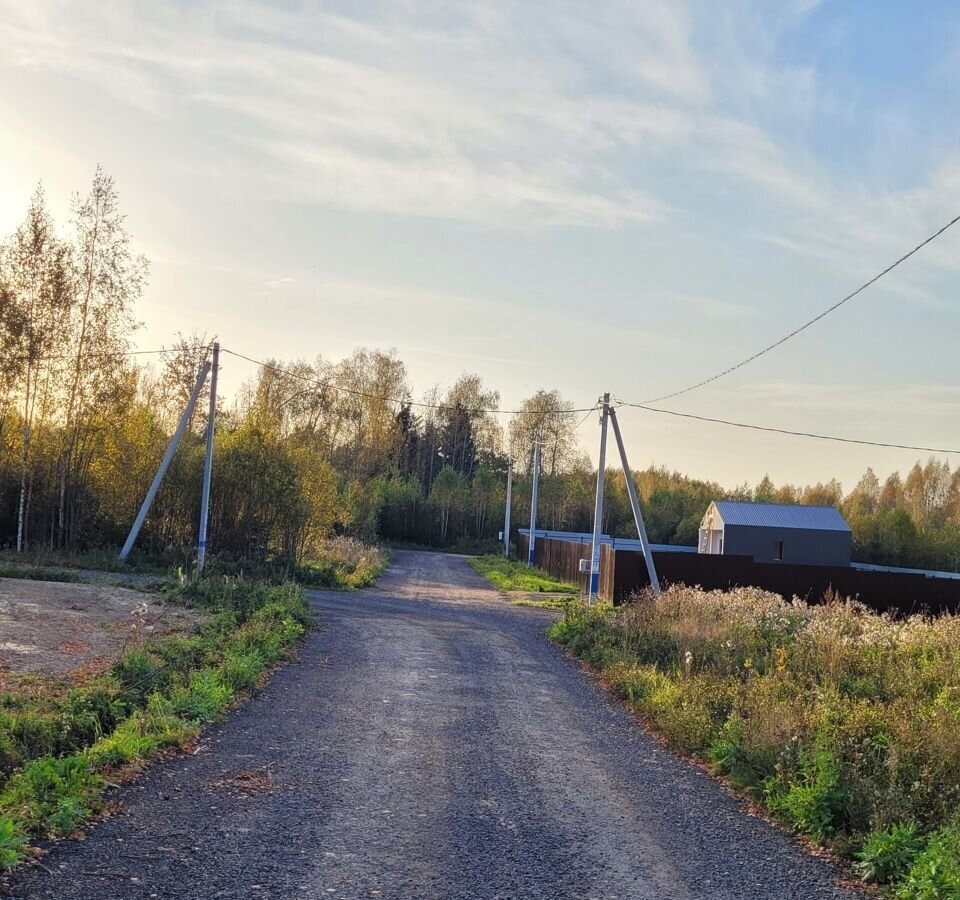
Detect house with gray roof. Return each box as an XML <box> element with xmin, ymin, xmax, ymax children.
<box><xmin>698</xmin><ymin>500</ymin><xmax>852</xmax><ymax>567</ymax></box>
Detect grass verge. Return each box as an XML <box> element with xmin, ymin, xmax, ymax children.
<box><xmin>0</xmin><ymin>574</ymin><xmax>308</xmax><ymax>871</ymax></box>
<box><xmin>549</xmin><ymin>588</ymin><xmax>960</xmax><ymax>899</ymax></box>
<box><xmin>199</xmin><ymin>538</ymin><xmax>388</xmax><ymax>590</ymax></box>
<box><xmin>468</xmin><ymin>555</ymin><xmax>579</xmax><ymax>594</ymax></box>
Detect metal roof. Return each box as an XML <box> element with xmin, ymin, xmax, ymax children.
<box><xmin>711</xmin><ymin>500</ymin><xmax>851</xmax><ymax>532</ymax></box>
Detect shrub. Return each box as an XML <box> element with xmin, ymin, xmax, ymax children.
<box><xmin>1</xmin><ymin>756</ymin><xmax>103</xmax><ymax>836</ymax></box>
<box><xmin>766</xmin><ymin>748</ymin><xmax>846</xmax><ymax>841</ymax></box>
<box><xmin>113</xmin><ymin>646</ymin><xmax>164</xmax><ymax>705</ymax></box>
<box><xmin>60</xmin><ymin>686</ymin><xmax>125</xmax><ymax>749</ymax></box>
<box><xmin>0</xmin><ymin>817</ymin><xmax>26</xmax><ymax>869</ymax></box>
<box><xmin>857</xmin><ymin>822</ymin><xmax>926</xmax><ymax>885</ymax></box>
<box><xmin>896</xmin><ymin>826</ymin><xmax>960</xmax><ymax>899</ymax></box>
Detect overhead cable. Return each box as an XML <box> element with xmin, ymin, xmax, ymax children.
<box><xmin>641</xmin><ymin>212</ymin><xmax>960</xmax><ymax>404</ymax></box>
<box><xmin>15</xmin><ymin>344</ymin><xmax>211</xmax><ymax>364</ymax></box>
<box><xmin>617</xmin><ymin>400</ymin><xmax>960</xmax><ymax>454</ymax></box>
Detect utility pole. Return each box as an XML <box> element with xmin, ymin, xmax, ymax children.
<box><xmin>588</xmin><ymin>393</ymin><xmax>610</xmax><ymax>600</ymax></box>
<box><xmin>197</xmin><ymin>342</ymin><xmax>219</xmax><ymax>574</ymax></box>
<box><xmin>609</xmin><ymin>406</ymin><xmax>660</xmax><ymax>593</ymax></box>
<box><xmin>503</xmin><ymin>459</ymin><xmax>512</xmax><ymax>558</ymax></box>
<box><xmin>120</xmin><ymin>360</ymin><xmax>212</xmax><ymax>561</ymax></box>
<box><xmin>527</xmin><ymin>442</ymin><xmax>541</xmax><ymax>566</ymax></box>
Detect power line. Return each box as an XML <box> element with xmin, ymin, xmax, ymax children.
<box><xmin>19</xmin><ymin>344</ymin><xmax>210</xmax><ymax>364</ymax></box>
<box><xmin>617</xmin><ymin>400</ymin><xmax>960</xmax><ymax>454</ymax></box>
<box><xmin>221</xmin><ymin>347</ymin><xmax>600</xmax><ymax>416</ymax></box>
<box><xmin>641</xmin><ymin>212</ymin><xmax>960</xmax><ymax>405</ymax></box>
<box><xmin>532</xmin><ymin>405</ymin><xmax>602</xmax><ymax>446</ymax></box>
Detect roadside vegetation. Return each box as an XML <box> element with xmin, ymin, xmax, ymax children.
<box><xmin>550</xmin><ymin>589</ymin><xmax>960</xmax><ymax>899</ymax></box>
<box><xmin>468</xmin><ymin>555</ymin><xmax>578</xmax><ymax>595</ymax></box>
<box><xmin>1</xmin><ymin>170</ymin><xmax>958</xmax><ymax>582</ymax></box>
<box><xmin>0</xmin><ymin>574</ymin><xmax>309</xmax><ymax>871</ymax></box>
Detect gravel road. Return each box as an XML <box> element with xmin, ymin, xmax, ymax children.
<box><xmin>4</xmin><ymin>550</ymin><xmax>862</xmax><ymax>899</ymax></box>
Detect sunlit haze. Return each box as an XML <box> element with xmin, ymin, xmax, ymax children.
<box><xmin>2</xmin><ymin>0</ymin><xmax>959</xmax><ymax>490</ymax></box>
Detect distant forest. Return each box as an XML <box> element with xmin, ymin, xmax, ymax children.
<box><xmin>1</xmin><ymin>172</ymin><xmax>957</xmax><ymax>572</ymax></box>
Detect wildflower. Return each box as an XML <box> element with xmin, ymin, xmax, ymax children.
<box><xmin>775</xmin><ymin>647</ymin><xmax>787</xmax><ymax>674</ymax></box>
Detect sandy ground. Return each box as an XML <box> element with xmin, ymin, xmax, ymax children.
<box><xmin>0</xmin><ymin>578</ymin><xmax>197</xmax><ymax>680</ymax></box>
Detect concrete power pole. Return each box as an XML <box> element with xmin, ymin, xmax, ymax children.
<box><xmin>120</xmin><ymin>359</ymin><xmax>212</xmax><ymax>562</ymax></box>
<box><xmin>197</xmin><ymin>342</ymin><xmax>220</xmax><ymax>574</ymax></box>
<box><xmin>588</xmin><ymin>394</ymin><xmax>610</xmax><ymax>600</ymax></box>
<box><xmin>503</xmin><ymin>459</ymin><xmax>512</xmax><ymax>558</ymax></box>
<box><xmin>608</xmin><ymin>407</ymin><xmax>660</xmax><ymax>593</ymax></box>
<box><xmin>527</xmin><ymin>442</ymin><xmax>541</xmax><ymax>566</ymax></box>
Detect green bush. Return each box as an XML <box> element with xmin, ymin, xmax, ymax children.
<box><xmin>896</xmin><ymin>826</ymin><xmax>960</xmax><ymax>899</ymax></box>
<box><xmin>1</xmin><ymin>756</ymin><xmax>103</xmax><ymax>836</ymax></box>
<box><xmin>857</xmin><ymin>822</ymin><xmax>926</xmax><ymax>885</ymax></box>
<box><xmin>60</xmin><ymin>687</ymin><xmax>125</xmax><ymax>749</ymax></box>
<box><xmin>0</xmin><ymin>817</ymin><xmax>26</xmax><ymax>869</ymax></box>
<box><xmin>766</xmin><ymin>748</ymin><xmax>846</xmax><ymax>841</ymax></box>
<box><xmin>113</xmin><ymin>646</ymin><xmax>164</xmax><ymax>705</ymax></box>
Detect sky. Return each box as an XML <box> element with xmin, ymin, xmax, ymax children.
<box><xmin>1</xmin><ymin>0</ymin><xmax>959</xmax><ymax>492</ymax></box>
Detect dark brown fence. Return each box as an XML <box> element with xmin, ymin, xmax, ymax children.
<box><xmin>518</xmin><ymin>534</ymin><xmax>589</xmax><ymax>592</ymax></box>
<box><xmin>603</xmin><ymin>547</ymin><xmax>960</xmax><ymax>616</ymax></box>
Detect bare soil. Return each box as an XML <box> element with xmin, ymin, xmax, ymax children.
<box><xmin>0</xmin><ymin>577</ymin><xmax>197</xmax><ymax>681</ymax></box>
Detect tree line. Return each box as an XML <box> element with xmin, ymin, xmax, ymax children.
<box><xmin>1</xmin><ymin>172</ymin><xmax>958</xmax><ymax>571</ymax></box>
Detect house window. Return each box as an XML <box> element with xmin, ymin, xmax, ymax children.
<box><xmin>718</xmin><ymin>536</ymin><xmax>723</xmax><ymax>554</ymax></box>
<box><xmin>774</xmin><ymin>541</ymin><xmax>784</xmax><ymax>561</ymax></box>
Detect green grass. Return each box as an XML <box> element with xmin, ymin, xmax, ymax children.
<box><xmin>0</xmin><ymin>548</ymin><xmax>171</xmax><ymax>576</ymax></box>
<box><xmin>0</xmin><ymin>565</ymin><xmax>83</xmax><ymax>584</ymax></box>
<box><xmin>511</xmin><ymin>597</ymin><xmax>573</xmax><ymax>610</ymax></box>
<box><xmin>0</xmin><ymin>574</ymin><xmax>309</xmax><ymax>869</ymax></box>
<box><xmin>468</xmin><ymin>555</ymin><xmax>579</xmax><ymax>594</ymax></box>
<box><xmin>549</xmin><ymin>588</ymin><xmax>960</xmax><ymax>899</ymax></box>
<box><xmin>197</xmin><ymin>539</ymin><xmax>388</xmax><ymax>591</ymax></box>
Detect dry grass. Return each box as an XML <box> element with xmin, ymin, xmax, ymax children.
<box><xmin>550</xmin><ymin>585</ymin><xmax>960</xmax><ymax>896</ymax></box>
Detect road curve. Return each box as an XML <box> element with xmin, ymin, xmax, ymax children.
<box><xmin>5</xmin><ymin>550</ymin><xmax>861</xmax><ymax>899</ymax></box>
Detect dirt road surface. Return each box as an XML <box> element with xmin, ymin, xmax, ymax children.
<box><xmin>4</xmin><ymin>551</ymin><xmax>861</xmax><ymax>899</ymax></box>
<box><xmin>0</xmin><ymin>578</ymin><xmax>195</xmax><ymax>678</ymax></box>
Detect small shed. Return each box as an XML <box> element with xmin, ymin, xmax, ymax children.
<box><xmin>698</xmin><ymin>500</ymin><xmax>852</xmax><ymax>567</ymax></box>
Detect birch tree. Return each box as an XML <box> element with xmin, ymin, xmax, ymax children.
<box><xmin>2</xmin><ymin>186</ymin><xmax>72</xmax><ymax>551</ymax></box>
<box><xmin>58</xmin><ymin>167</ymin><xmax>147</xmax><ymax>545</ymax></box>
